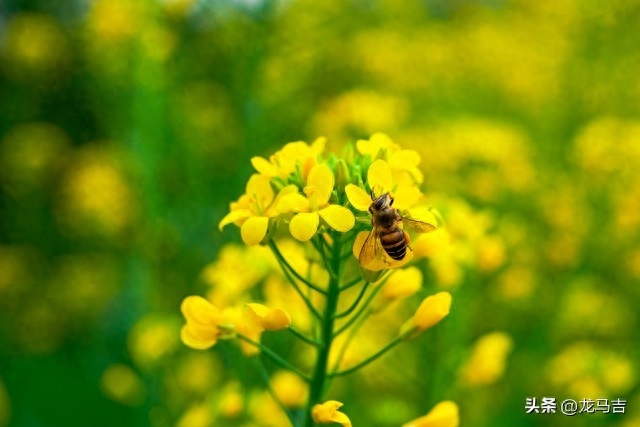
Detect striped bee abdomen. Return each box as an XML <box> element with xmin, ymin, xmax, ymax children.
<box><xmin>380</xmin><ymin>228</ymin><xmax>407</xmax><ymax>260</ymax></box>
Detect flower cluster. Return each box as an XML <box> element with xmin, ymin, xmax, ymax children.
<box><xmin>180</xmin><ymin>296</ymin><xmax>291</xmax><ymax>356</ymax></box>
<box><xmin>219</xmin><ymin>133</ymin><xmax>431</xmax><ymax>254</ymax></box>
<box><xmin>179</xmin><ymin>134</ymin><xmax>455</xmax><ymax>427</ymax></box>
<box><xmin>218</xmin><ymin>138</ymin><xmax>354</xmax><ymax>245</ymax></box>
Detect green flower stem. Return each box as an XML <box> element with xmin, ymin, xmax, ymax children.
<box><xmin>288</xmin><ymin>326</ymin><xmax>321</xmax><ymax>347</ymax></box>
<box><xmin>329</xmin><ymin>337</ymin><xmax>402</xmax><ymax>378</ymax></box>
<box><xmin>269</xmin><ymin>240</ymin><xmax>328</xmax><ymax>295</ymax></box>
<box><xmin>328</xmin><ymin>295</ymin><xmax>370</xmax><ymax>376</ymax></box>
<box><xmin>303</xmin><ymin>233</ymin><xmax>344</xmax><ymax>427</ymax></box>
<box><xmin>332</xmin><ymin>280</ymin><xmax>385</xmax><ymax>338</ymax></box>
<box><xmin>269</xmin><ymin>240</ymin><xmax>323</xmax><ymax>320</ymax></box>
<box><xmin>313</xmin><ymin>235</ymin><xmax>336</xmax><ymax>279</ymax></box>
<box><xmin>237</xmin><ymin>334</ymin><xmax>311</xmax><ymax>382</ymax></box>
<box><xmin>252</xmin><ymin>357</ymin><xmax>296</xmax><ymax>426</ymax></box>
<box><xmin>333</xmin><ymin>281</ymin><xmax>370</xmax><ymax>319</ymax></box>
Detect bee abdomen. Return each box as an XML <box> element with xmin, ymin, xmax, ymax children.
<box><xmin>380</xmin><ymin>229</ymin><xmax>407</xmax><ymax>260</ymax></box>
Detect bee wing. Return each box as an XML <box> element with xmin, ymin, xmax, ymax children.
<box><xmin>402</xmin><ymin>217</ymin><xmax>437</xmax><ymax>233</ymax></box>
<box><xmin>358</xmin><ymin>227</ymin><xmax>384</xmax><ymax>266</ymax></box>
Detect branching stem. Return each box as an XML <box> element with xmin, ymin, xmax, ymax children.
<box><xmin>270</xmin><ymin>240</ymin><xmax>327</xmax><ymax>295</ymax></box>
<box><xmin>329</xmin><ymin>337</ymin><xmax>402</xmax><ymax>378</ymax></box>
<box><xmin>333</xmin><ymin>281</ymin><xmax>370</xmax><ymax>319</ymax></box>
<box><xmin>237</xmin><ymin>334</ymin><xmax>311</xmax><ymax>382</ymax></box>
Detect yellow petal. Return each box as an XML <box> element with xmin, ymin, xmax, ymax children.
<box><xmin>356</xmin><ymin>132</ymin><xmax>399</xmax><ymax>159</ymax></box>
<box><xmin>331</xmin><ymin>412</ymin><xmax>352</xmax><ymax>427</ymax></box>
<box><xmin>319</xmin><ymin>205</ymin><xmax>355</xmax><ymax>232</ymax></box>
<box><xmin>180</xmin><ymin>325</ymin><xmax>217</xmax><ymax>350</ymax></box>
<box><xmin>312</xmin><ymin>400</ymin><xmax>352</xmax><ymax>427</ymax></box>
<box><xmin>413</xmin><ymin>291</ymin><xmax>451</xmax><ymax>329</ymax></box>
<box><xmin>389</xmin><ymin>149</ymin><xmax>421</xmax><ymax>168</ymax></box>
<box><xmin>400</xmin><ymin>292</ymin><xmax>451</xmax><ymax>339</ymax></box>
<box><xmin>218</xmin><ymin>208</ymin><xmax>251</xmax><ymax>230</ymax></box>
<box><xmin>251</xmin><ymin>156</ymin><xmax>279</xmax><ymax>177</ymax></box>
<box><xmin>275</xmin><ymin>192</ymin><xmax>310</xmax><ymax>213</ymax></box>
<box><xmin>269</xmin><ymin>184</ymin><xmax>305</xmax><ymax>215</ymax></box>
<box><xmin>246</xmin><ymin>303</ymin><xmax>292</xmax><ymax>330</ymax></box>
<box><xmin>369</xmin><ymin>132</ymin><xmax>396</xmax><ymax>149</ymax></box>
<box><xmin>281</xmin><ymin>141</ymin><xmax>310</xmax><ymax>157</ymax></box>
<box><xmin>240</xmin><ymin>216</ymin><xmax>269</xmax><ymax>246</ymax></box>
<box><xmin>183</xmin><ymin>320</ymin><xmax>221</xmax><ymax>342</ymax></box>
<box><xmin>393</xmin><ymin>167</ymin><xmax>424</xmax><ymax>186</ymax></box>
<box><xmin>222</xmin><ymin>307</ymin><xmax>262</xmax><ymax>356</ymax></box>
<box><xmin>246</xmin><ymin>174</ymin><xmax>274</xmax><ymax>208</ymax></box>
<box><xmin>402</xmin><ymin>401</ymin><xmax>459</xmax><ymax>427</ymax></box>
<box><xmin>306</xmin><ymin>163</ymin><xmax>335</xmax><ymax>205</ymax></box>
<box><xmin>181</xmin><ymin>296</ymin><xmax>221</xmax><ymax>325</ymax></box>
<box><xmin>367</xmin><ymin>159</ymin><xmax>393</xmax><ymax>194</ymax></box>
<box><xmin>345</xmin><ymin>184</ymin><xmax>373</xmax><ymax>211</ymax></box>
<box><xmin>393</xmin><ymin>186</ymin><xmax>422</xmax><ymax>210</ymax></box>
<box><xmin>289</xmin><ymin>212</ymin><xmax>319</xmax><ymax>241</ymax></box>
<box><xmin>405</xmin><ymin>206</ymin><xmax>438</xmax><ymax>225</ymax></box>
<box><xmin>356</xmin><ymin>138</ymin><xmax>378</xmax><ymax>157</ymax></box>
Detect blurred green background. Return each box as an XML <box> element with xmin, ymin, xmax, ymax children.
<box><xmin>1</xmin><ymin>0</ymin><xmax>639</xmax><ymax>426</ymax></box>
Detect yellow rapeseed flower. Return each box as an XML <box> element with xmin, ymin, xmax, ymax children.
<box><xmin>217</xmin><ymin>306</ymin><xmax>264</xmax><ymax>357</ymax></box>
<box><xmin>346</xmin><ymin>159</ymin><xmax>421</xmax><ymax>212</ymax></box>
<box><xmin>356</xmin><ymin>132</ymin><xmax>423</xmax><ymax>185</ymax></box>
<box><xmin>251</xmin><ymin>138</ymin><xmax>326</xmax><ymax>181</ymax></box>
<box><xmin>402</xmin><ymin>401</ymin><xmax>459</xmax><ymax>427</ymax></box>
<box><xmin>312</xmin><ymin>400</ymin><xmax>352</xmax><ymax>427</ymax></box>
<box><xmin>218</xmin><ymin>174</ymin><xmax>299</xmax><ymax>245</ymax></box>
<box><xmin>246</xmin><ymin>303</ymin><xmax>291</xmax><ymax>331</ymax></box>
<box><xmin>180</xmin><ymin>296</ymin><xmax>226</xmax><ymax>350</ymax></box>
<box><xmin>400</xmin><ymin>292</ymin><xmax>452</xmax><ymax>340</ymax></box>
<box><xmin>278</xmin><ymin>163</ymin><xmax>355</xmax><ymax>241</ymax></box>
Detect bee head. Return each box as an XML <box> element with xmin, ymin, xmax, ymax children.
<box><xmin>370</xmin><ymin>192</ymin><xmax>392</xmax><ymax>212</ymax></box>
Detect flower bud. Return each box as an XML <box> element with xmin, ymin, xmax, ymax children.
<box><xmin>400</xmin><ymin>292</ymin><xmax>452</xmax><ymax>340</ymax></box>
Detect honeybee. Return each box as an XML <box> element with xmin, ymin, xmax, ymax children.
<box><xmin>359</xmin><ymin>192</ymin><xmax>437</xmax><ymax>266</ymax></box>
